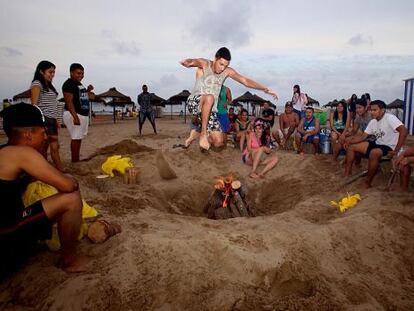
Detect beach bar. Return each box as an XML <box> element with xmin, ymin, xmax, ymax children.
<box><xmin>403</xmin><ymin>77</ymin><xmax>414</xmax><ymax>135</ymax></box>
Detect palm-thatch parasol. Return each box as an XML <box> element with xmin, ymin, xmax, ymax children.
<box><xmin>387</xmin><ymin>99</ymin><xmax>403</xmax><ymax>109</ymax></box>
<box><xmin>306</xmin><ymin>95</ymin><xmax>319</xmax><ymax>106</ymax></box>
<box><xmin>233</xmin><ymin>91</ymin><xmax>267</xmax><ymax>115</ymax></box>
<box><xmin>167</xmin><ymin>90</ymin><xmax>191</xmax><ymax>121</ymax></box>
<box><xmin>96</xmin><ymin>87</ymin><xmax>133</xmax><ymax>123</ymax></box>
<box><xmin>13</xmin><ymin>89</ymin><xmax>31</xmax><ymax>102</ymax></box>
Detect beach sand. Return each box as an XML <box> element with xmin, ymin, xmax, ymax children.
<box><xmin>1</xmin><ymin>117</ymin><xmax>414</xmax><ymax>310</ymax></box>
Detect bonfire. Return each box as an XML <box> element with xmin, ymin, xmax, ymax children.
<box><xmin>204</xmin><ymin>175</ymin><xmax>255</xmax><ymax>219</ymax></box>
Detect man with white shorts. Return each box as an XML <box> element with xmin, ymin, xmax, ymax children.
<box><xmin>273</xmin><ymin>102</ymin><xmax>299</xmax><ymax>149</ymax></box>
<box><xmin>62</xmin><ymin>63</ymin><xmax>95</xmax><ymax>162</ymax></box>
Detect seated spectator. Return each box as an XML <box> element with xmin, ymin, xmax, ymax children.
<box><xmin>395</xmin><ymin>146</ymin><xmax>414</xmax><ymax>192</ymax></box>
<box><xmin>0</xmin><ymin>104</ymin><xmax>90</xmax><ymax>277</ymax></box>
<box><xmin>261</xmin><ymin>101</ymin><xmax>275</xmax><ymax>140</ymax></box>
<box><xmin>295</xmin><ymin>106</ymin><xmax>320</xmax><ymax>155</ymax></box>
<box><xmin>273</xmin><ymin>101</ymin><xmax>299</xmax><ymax>149</ymax></box>
<box><xmin>344</xmin><ymin>100</ymin><xmax>408</xmax><ymax>188</ymax></box>
<box><xmin>228</xmin><ymin>107</ymin><xmax>237</xmax><ymax>133</ymax></box>
<box><xmin>329</xmin><ymin>101</ymin><xmax>350</xmax><ymax>162</ymax></box>
<box><xmin>242</xmin><ymin>118</ymin><xmax>278</xmax><ymax>179</ymax></box>
<box><xmin>234</xmin><ymin>109</ymin><xmax>251</xmax><ymax>152</ymax></box>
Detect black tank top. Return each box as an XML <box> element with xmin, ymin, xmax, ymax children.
<box><xmin>0</xmin><ymin>144</ymin><xmax>31</xmax><ymax>230</ymax></box>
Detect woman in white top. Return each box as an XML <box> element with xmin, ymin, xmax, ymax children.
<box><xmin>31</xmin><ymin>60</ymin><xmax>63</xmax><ymax>171</ymax></box>
<box><xmin>292</xmin><ymin>84</ymin><xmax>308</xmax><ymax>119</ymax></box>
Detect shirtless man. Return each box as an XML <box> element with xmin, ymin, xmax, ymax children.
<box><xmin>180</xmin><ymin>47</ymin><xmax>278</xmax><ymax>151</ymax></box>
<box><xmin>273</xmin><ymin>102</ymin><xmax>299</xmax><ymax>149</ymax></box>
<box><xmin>0</xmin><ymin>104</ymin><xmax>90</xmax><ymax>276</ymax></box>
<box><xmin>395</xmin><ymin>146</ymin><xmax>414</xmax><ymax>192</ymax></box>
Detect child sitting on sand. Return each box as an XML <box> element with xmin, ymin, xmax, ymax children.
<box><xmin>242</xmin><ymin>118</ymin><xmax>278</xmax><ymax>178</ymax></box>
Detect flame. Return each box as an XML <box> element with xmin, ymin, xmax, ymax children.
<box><xmin>214</xmin><ymin>175</ymin><xmax>234</xmax><ymax>208</ymax></box>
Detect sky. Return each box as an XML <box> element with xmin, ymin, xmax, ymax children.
<box><xmin>0</xmin><ymin>0</ymin><xmax>413</xmax><ymax>110</ymax></box>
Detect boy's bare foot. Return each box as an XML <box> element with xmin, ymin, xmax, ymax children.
<box><xmin>199</xmin><ymin>135</ymin><xmax>210</xmax><ymax>151</ymax></box>
<box><xmin>60</xmin><ymin>254</ymin><xmax>92</xmax><ymax>273</ymax></box>
<box><xmin>249</xmin><ymin>172</ymin><xmax>260</xmax><ymax>179</ymax></box>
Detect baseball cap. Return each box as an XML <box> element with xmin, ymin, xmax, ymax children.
<box><xmin>0</xmin><ymin>103</ymin><xmax>45</xmax><ymax>136</ymax></box>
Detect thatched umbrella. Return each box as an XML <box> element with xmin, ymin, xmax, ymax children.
<box><xmin>13</xmin><ymin>89</ymin><xmax>31</xmax><ymax>103</ymax></box>
<box><xmin>387</xmin><ymin>99</ymin><xmax>403</xmax><ymax>109</ymax></box>
<box><xmin>233</xmin><ymin>91</ymin><xmax>266</xmax><ymax>115</ymax></box>
<box><xmin>96</xmin><ymin>87</ymin><xmax>133</xmax><ymax>123</ymax></box>
<box><xmin>168</xmin><ymin>90</ymin><xmax>191</xmax><ymax>122</ymax></box>
<box><xmin>306</xmin><ymin>95</ymin><xmax>319</xmax><ymax>106</ymax></box>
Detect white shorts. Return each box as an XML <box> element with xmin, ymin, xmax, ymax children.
<box><xmin>276</xmin><ymin>128</ymin><xmax>296</xmax><ymax>139</ymax></box>
<box><xmin>63</xmin><ymin>111</ymin><xmax>89</xmax><ymax>140</ymax></box>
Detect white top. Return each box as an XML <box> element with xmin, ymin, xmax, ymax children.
<box><xmin>364</xmin><ymin>113</ymin><xmax>403</xmax><ymax>150</ymax></box>
<box><xmin>292</xmin><ymin>93</ymin><xmax>307</xmax><ymax>111</ymax></box>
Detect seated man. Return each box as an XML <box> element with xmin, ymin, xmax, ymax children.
<box><xmin>295</xmin><ymin>106</ymin><xmax>320</xmax><ymax>154</ymax></box>
<box><xmin>273</xmin><ymin>101</ymin><xmax>299</xmax><ymax>149</ymax></box>
<box><xmin>344</xmin><ymin>100</ymin><xmax>408</xmax><ymax>188</ymax></box>
<box><xmin>395</xmin><ymin>146</ymin><xmax>414</xmax><ymax>192</ymax></box>
<box><xmin>0</xmin><ymin>104</ymin><xmax>89</xmax><ymax>277</ymax></box>
<box><xmin>261</xmin><ymin>101</ymin><xmax>275</xmax><ymax>142</ymax></box>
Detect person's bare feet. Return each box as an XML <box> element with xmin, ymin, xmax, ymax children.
<box><xmin>60</xmin><ymin>254</ymin><xmax>92</xmax><ymax>273</ymax></box>
<box><xmin>199</xmin><ymin>134</ymin><xmax>210</xmax><ymax>151</ymax></box>
<box><xmin>361</xmin><ymin>181</ymin><xmax>371</xmax><ymax>189</ymax></box>
<box><xmin>249</xmin><ymin>172</ymin><xmax>260</xmax><ymax>179</ymax></box>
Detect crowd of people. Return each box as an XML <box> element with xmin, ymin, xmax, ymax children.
<box><xmin>0</xmin><ymin>46</ymin><xmax>413</xmax><ymax>277</ymax></box>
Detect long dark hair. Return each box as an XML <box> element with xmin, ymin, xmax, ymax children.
<box><xmin>293</xmin><ymin>84</ymin><xmax>301</xmax><ymax>95</ymax></box>
<box><xmin>253</xmin><ymin>118</ymin><xmax>267</xmax><ymax>146</ymax></box>
<box><xmin>351</xmin><ymin>94</ymin><xmax>357</xmax><ymax>103</ymax></box>
<box><xmin>334</xmin><ymin>102</ymin><xmax>348</xmax><ymax>123</ymax></box>
<box><xmin>32</xmin><ymin>60</ymin><xmax>58</xmax><ymax>95</ymax></box>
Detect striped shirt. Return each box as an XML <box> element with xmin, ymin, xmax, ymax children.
<box><xmin>31</xmin><ymin>80</ymin><xmax>58</xmax><ymax>119</ymax></box>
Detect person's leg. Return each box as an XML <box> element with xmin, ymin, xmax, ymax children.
<box><xmin>399</xmin><ymin>163</ymin><xmax>411</xmax><ymax>192</ymax></box>
<box><xmin>199</xmin><ymin>95</ymin><xmax>214</xmax><ymax>150</ymax></box>
<box><xmin>331</xmin><ymin>132</ymin><xmax>341</xmax><ymax>161</ymax></box>
<box><xmin>42</xmin><ymin>191</ymin><xmax>89</xmax><ymax>272</ymax></box>
<box><xmin>295</xmin><ymin>133</ymin><xmax>303</xmax><ymax>153</ymax></box>
<box><xmin>239</xmin><ymin>131</ymin><xmax>246</xmax><ymax>152</ymax></box>
<box><xmin>344</xmin><ymin>142</ymin><xmax>369</xmax><ymax>176</ymax></box>
<box><xmin>272</xmin><ymin>129</ymin><xmax>283</xmax><ymax>147</ymax></box>
<box><xmin>49</xmin><ymin>135</ymin><xmax>63</xmax><ymax>171</ymax></box>
<box><xmin>312</xmin><ymin>137</ymin><xmax>320</xmax><ymax>154</ymax></box>
<box><xmin>70</xmin><ymin>139</ymin><xmax>82</xmax><ymax>163</ymax></box>
<box><xmin>138</xmin><ymin>111</ymin><xmax>146</xmax><ymax>136</ymax></box>
<box><xmin>364</xmin><ymin>148</ymin><xmax>383</xmax><ymax>188</ymax></box>
<box><xmin>259</xmin><ymin>155</ymin><xmax>279</xmax><ymax>177</ymax></box>
<box><xmin>185</xmin><ymin>129</ymin><xmax>200</xmax><ymax>147</ymax></box>
<box><xmin>148</xmin><ymin>111</ymin><xmax>157</xmax><ymax>134</ymax></box>
<box><xmin>250</xmin><ymin>148</ymin><xmax>264</xmax><ymax>178</ymax></box>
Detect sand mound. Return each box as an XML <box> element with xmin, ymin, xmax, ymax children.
<box><xmin>83</xmin><ymin>139</ymin><xmax>154</xmax><ymax>161</ymax></box>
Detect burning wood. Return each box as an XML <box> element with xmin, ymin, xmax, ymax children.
<box><xmin>205</xmin><ymin>175</ymin><xmax>255</xmax><ymax>219</ymax></box>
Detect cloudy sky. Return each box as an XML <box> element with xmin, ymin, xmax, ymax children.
<box><xmin>1</xmin><ymin>0</ymin><xmax>413</xmax><ymax>109</ymax></box>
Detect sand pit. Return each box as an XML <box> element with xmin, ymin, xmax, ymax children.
<box><xmin>0</xmin><ymin>118</ymin><xmax>413</xmax><ymax>310</ymax></box>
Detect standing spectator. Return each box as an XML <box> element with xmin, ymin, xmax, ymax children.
<box><xmin>31</xmin><ymin>60</ymin><xmax>63</xmax><ymax>171</ymax></box>
<box><xmin>62</xmin><ymin>63</ymin><xmax>95</xmax><ymax>163</ymax></box>
<box><xmin>217</xmin><ymin>85</ymin><xmax>232</xmax><ymax>133</ymax></box>
<box><xmin>292</xmin><ymin>84</ymin><xmax>308</xmax><ymax>119</ymax></box>
<box><xmin>137</xmin><ymin>84</ymin><xmax>157</xmax><ymax>136</ymax></box>
<box><xmin>344</xmin><ymin>100</ymin><xmax>408</xmax><ymax>188</ymax></box>
<box><xmin>329</xmin><ymin>101</ymin><xmax>350</xmax><ymax>162</ymax></box>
